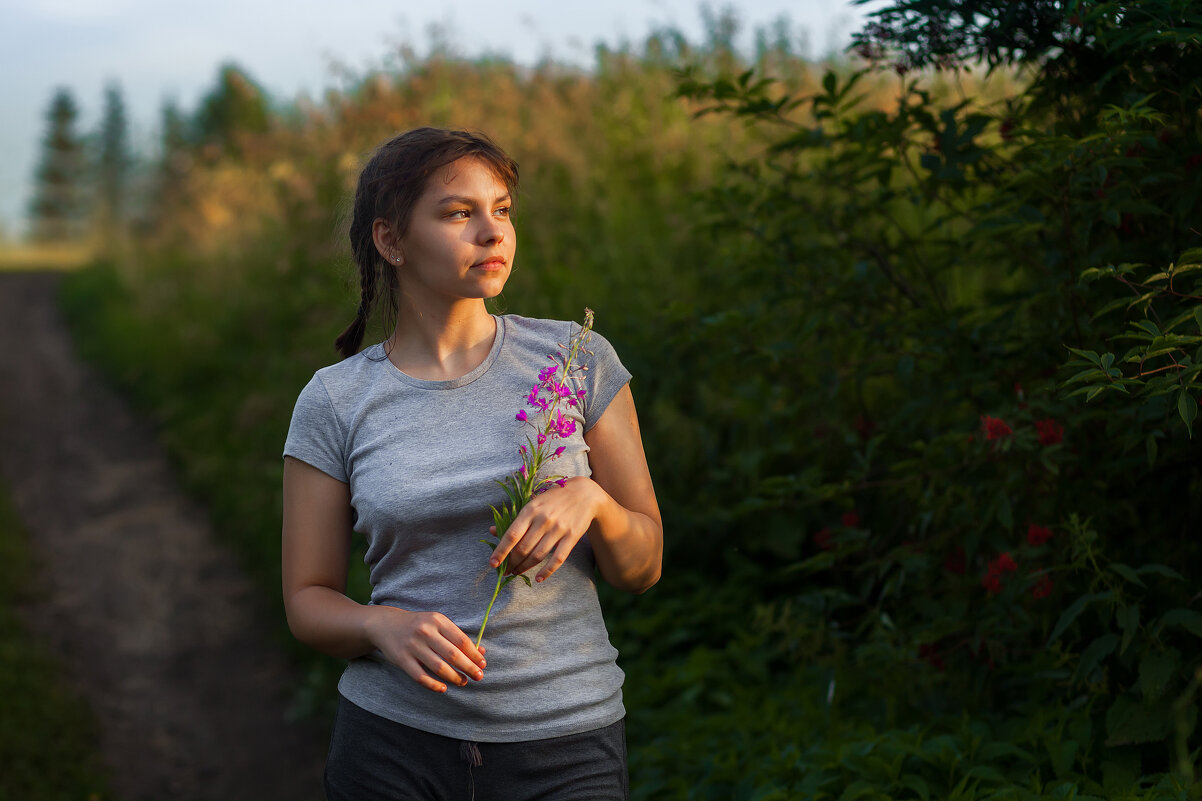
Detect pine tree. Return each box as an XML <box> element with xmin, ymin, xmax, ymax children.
<box><xmin>194</xmin><ymin>63</ymin><xmax>270</xmax><ymax>158</ymax></box>
<box><xmin>29</xmin><ymin>88</ymin><xmax>86</xmax><ymax>243</ymax></box>
<box><xmin>96</xmin><ymin>81</ymin><xmax>131</xmax><ymax>239</ymax></box>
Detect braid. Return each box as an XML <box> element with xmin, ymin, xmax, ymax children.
<box><xmin>334</xmin><ymin>215</ymin><xmax>380</xmax><ymax>359</ymax></box>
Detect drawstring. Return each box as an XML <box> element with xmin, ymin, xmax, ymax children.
<box><xmin>459</xmin><ymin>740</ymin><xmax>482</xmax><ymax>801</ymax></box>
<box><xmin>459</xmin><ymin>741</ymin><xmax>483</xmax><ymax>767</ymax></box>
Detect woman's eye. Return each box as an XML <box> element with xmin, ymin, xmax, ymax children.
<box><xmin>494</xmin><ymin>206</ymin><xmax>511</xmax><ymax>218</ymax></box>
<box><xmin>448</xmin><ymin>209</ymin><xmax>469</xmax><ymax>219</ymax></box>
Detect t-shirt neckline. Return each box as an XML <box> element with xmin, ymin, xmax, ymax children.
<box><xmin>376</xmin><ymin>315</ymin><xmax>506</xmax><ymax>390</ymax></box>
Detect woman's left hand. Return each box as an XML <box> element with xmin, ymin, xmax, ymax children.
<box><xmin>489</xmin><ymin>477</ymin><xmax>602</xmax><ymax>583</ymax></box>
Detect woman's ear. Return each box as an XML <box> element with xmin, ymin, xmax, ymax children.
<box><xmin>372</xmin><ymin>218</ymin><xmax>403</xmax><ymax>266</ymax></box>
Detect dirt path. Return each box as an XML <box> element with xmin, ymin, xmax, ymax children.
<box><xmin>0</xmin><ymin>271</ymin><xmax>328</xmax><ymax>801</ymax></box>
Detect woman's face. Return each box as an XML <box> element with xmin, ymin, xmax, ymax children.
<box><xmin>392</xmin><ymin>156</ymin><xmax>516</xmax><ymax>306</ymax></box>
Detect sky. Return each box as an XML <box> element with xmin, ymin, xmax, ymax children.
<box><xmin>0</xmin><ymin>0</ymin><xmax>885</xmax><ymax>236</ymax></box>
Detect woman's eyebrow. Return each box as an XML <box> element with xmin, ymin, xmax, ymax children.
<box><xmin>436</xmin><ymin>193</ymin><xmax>512</xmax><ymax>206</ymax></box>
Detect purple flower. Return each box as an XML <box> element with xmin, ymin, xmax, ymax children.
<box><xmin>516</xmin><ymin>409</ymin><xmax>528</xmax><ymax>422</ymax></box>
<box><xmin>555</xmin><ymin>478</ymin><xmax>567</xmax><ymax>488</ymax></box>
<box><xmin>519</xmin><ymin>464</ymin><xmax>528</xmax><ymax>478</ymax></box>
<box><xmin>553</xmin><ymin>446</ymin><xmax>565</xmax><ymax>458</ymax></box>
<box><xmin>551</xmin><ymin>410</ymin><xmax>577</xmax><ymax>438</ymax></box>
<box><xmin>537</xmin><ymin>433</ymin><xmax>547</xmax><ymax>445</ymax></box>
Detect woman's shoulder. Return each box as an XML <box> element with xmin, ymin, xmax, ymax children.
<box><xmin>499</xmin><ymin>314</ymin><xmax>624</xmax><ymax>374</ymax></box>
<box><xmin>307</xmin><ymin>344</ymin><xmax>388</xmax><ymax>393</ymax></box>
<box><xmin>499</xmin><ymin>314</ymin><xmax>608</xmax><ymax>348</ymax></box>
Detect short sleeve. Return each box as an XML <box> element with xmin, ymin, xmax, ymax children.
<box><xmin>580</xmin><ymin>328</ymin><xmax>633</xmax><ymax>432</ymax></box>
<box><xmin>283</xmin><ymin>373</ymin><xmax>349</xmax><ymax>482</ymax></box>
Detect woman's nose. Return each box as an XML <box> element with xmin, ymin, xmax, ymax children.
<box><xmin>477</xmin><ymin>218</ymin><xmax>505</xmax><ymax>244</ymax></box>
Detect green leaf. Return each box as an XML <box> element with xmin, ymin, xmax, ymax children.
<box><xmin>1158</xmin><ymin>608</ymin><xmax>1202</xmax><ymax>639</ymax></box>
<box><xmin>1066</xmin><ymin>347</ymin><xmax>1102</xmax><ymax>366</ymax></box>
<box><xmin>1136</xmin><ymin>564</ymin><xmax>1183</xmax><ymax>581</ymax></box>
<box><xmin>1193</xmin><ymin>306</ymin><xmax>1202</xmax><ymax>334</ymax></box>
<box><xmin>899</xmin><ymin>775</ymin><xmax>930</xmax><ymax>801</ymax></box>
<box><xmin>1075</xmin><ymin>634</ymin><xmax>1119</xmax><ymax>680</ymax></box>
<box><xmin>1178</xmin><ymin>389</ymin><xmax>1197</xmax><ymax>436</ymax></box>
<box><xmin>1137</xmin><ymin>648</ymin><xmax>1180</xmax><ymax>701</ymax></box>
<box><xmin>1110</xmin><ymin>563</ymin><xmax>1145</xmax><ymax>587</ymax></box>
<box><xmin>1136</xmin><ymin>319</ymin><xmax>1162</xmax><ymax>337</ymax></box>
<box><xmin>1047</xmin><ymin>738</ymin><xmax>1078</xmax><ymax>779</ymax></box>
<box><xmin>1117</xmin><ymin>604</ymin><xmax>1140</xmax><ymax>655</ymax></box>
<box><xmin>1048</xmin><ymin>592</ymin><xmax>1109</xmax><ymax>645</ymax></box>
<box><xmin>1105</xmin><ymin>695</ymin><xmax>1171</xmax><ymax>746</ymax></box>
<box><xmin>519</xmin><ymin>574</ymin><xmax>532</xmax><ymax>588</ymax></box>
<box><xmin>1064</xmin><ymin>367</ymin><xmax>1104</xmax><ymax>386</ymax></box>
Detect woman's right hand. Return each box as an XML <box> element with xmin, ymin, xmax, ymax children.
<box><xmin>364</xmin><ymin>606</ymin><xmax>487</xmax><ymax>693</ymax></box>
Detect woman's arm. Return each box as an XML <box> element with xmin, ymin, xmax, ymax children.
<box><xmin>281</xmin><ymin>456</ymin><xmax>487</xmax><ymax>692</ymax></box>
<box><xmin>490</xmin><ymin>383</ymin><xmax>664</xmax><ymax>593</ymax></box>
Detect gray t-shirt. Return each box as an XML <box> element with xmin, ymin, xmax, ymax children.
<box><xmin>283</xmin><ymin>314</ymin><xmax>632</xmax><ymax>742</ymax></box>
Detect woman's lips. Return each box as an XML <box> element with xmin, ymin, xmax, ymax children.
<box><xmin>473</xmin><ymin>257</ymin><xmax>507</xmax><ymax>270</ymax></box>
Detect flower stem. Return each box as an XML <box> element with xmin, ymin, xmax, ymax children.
<box><xmin>475</xmin><ymin>560</ymin><xmax>507</xmax><ymax>648</ymax></box>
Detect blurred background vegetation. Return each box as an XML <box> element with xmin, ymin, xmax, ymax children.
<box><xmin>9</xmin><ymin>1</ymin><xmax>1202</xmax><ymax>798</ymax></box>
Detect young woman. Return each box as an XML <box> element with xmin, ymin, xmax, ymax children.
<box><xmin>281</xmin><ymin>127</ymin><xmax>662</xmax><ymax>800</ymax></box>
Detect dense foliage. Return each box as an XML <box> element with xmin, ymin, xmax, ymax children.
<box><xmin>60</xmin><ymin>3</ymin><xmax>1202</xmax><ymax>797</ymax></box>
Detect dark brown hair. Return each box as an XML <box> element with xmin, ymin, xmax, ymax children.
<box><xmin>334</xmin><ymin>127</ymin><xmax>519</xmax><ymax>359</ymax></box>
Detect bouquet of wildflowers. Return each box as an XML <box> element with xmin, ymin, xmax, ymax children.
<box><xmin>475</xmin><ymin>309</ymin><xmax>595</xmax><ymax>648</ymax></box>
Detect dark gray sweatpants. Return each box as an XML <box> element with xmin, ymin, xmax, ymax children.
<box><xmin>324</xmin><ymin>696</ymin><xmax>629</xmax><ymax>801</ymax></box>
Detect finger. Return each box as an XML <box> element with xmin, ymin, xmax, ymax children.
<box><xmin>536</xmin><ymin>542</ymin><xmax>573</xmax><ymax>583</ymax></box>
<box><xmin>398</xmin><ymin>653</ymin><xmax>450</xmax><ymax>694</ymax></box>
<box><xmin>510</xmin><ymin>540</ymin><xmax>554</xmax><ymax>577</ymax></box>
<box><xmin>438</xmin><ymin>639</ymin><xmax>485</xmax><ymax>681</ymax></box>
<box><xmin>507</xmin><ymin>507</ymin><xmax>558</xmax><ymax>569</ymax></box>
<box><xmin>438</xmin><ymin>619</ymin><xmax>488</xmax><ymax>672</ymax></box>
<box><xmin>490</xmin><ymin>516</ymin><xmax>529</xmax><ymax>568</ymax></box>
<box><xmin>418</xmin><ymin>645</ymin><xmax>473</xmax><ymax>687</ymax></box>
<box><xmin>506</xmin><ymin>532</ymin><xmax>547</xmax><ymax>576</ymax></box>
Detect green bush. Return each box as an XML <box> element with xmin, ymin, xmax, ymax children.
<box><xmin>60</xmin><ymin>4</ymin><xmax>1202</xmax><ymax>797</ymax></box>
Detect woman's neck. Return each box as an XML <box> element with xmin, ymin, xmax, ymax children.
<box><xmin>387</xmin><ymin>297</ymin><xmax>497</xmax><ymax>381</ymax></box>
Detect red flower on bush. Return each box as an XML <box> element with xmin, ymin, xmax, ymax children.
<box><xmin>918</xmin><ymin>643</ymin><xmax>946</xmax><ymax>671</ymax></box>
<box><xmin>813</xmin><ymin>528</ymin><xmax>833</xmax><ymax>551</ymax></box>
<box><xmin>981</xmin><ymin>415</ymin><xmax>1012</xmax><ymax>440</ymax></box>
<box><xmin>1035</xmin><ymin>418</ymin><xmax>1064</xmax><ymax>445</ymax></box>
<box><xmin>982</xmin><ymin>552</ymin><xmax>1017</xmax><ymax>594</ymax></box>
<box><xmin>1032</xmin><ymin>574</ymin><xmax>1054</xmax><ymax>599</ymax></box>
<box><xmin>854</xmin><ymin>415</ymin><xmax>877</xmax><ymax>440</ymax></box>
<box><xmin>841</xmin><ymin>511</ymin><xmax>861</xmax><ymax>528</ymax></box>
<box><xmin>1026</xmin><ymin>523</ymin><xmax>1053</xmax><ymax>546</ymax></box>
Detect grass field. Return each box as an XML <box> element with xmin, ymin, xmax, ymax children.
<box><xmin>0</xmin><ymin>482</ymin><xmax>112</xmax><ymax>801</ymax></box>
<box><xmin>0</xmin><ymin>244</ymin><xmax>93</xmax><ymax>272</ymax></box>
